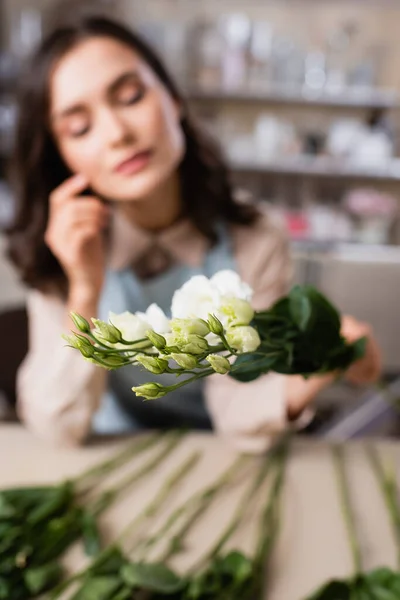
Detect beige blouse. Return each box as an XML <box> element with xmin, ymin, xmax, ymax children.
<box><xmin>17</xmin><ymin>206</ymin><xmax>297</xmax><ymax>453</ymax></box>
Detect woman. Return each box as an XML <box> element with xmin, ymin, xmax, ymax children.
<box><xmin>7</xmin><ymin>16</ymin><xmax>381</xmax><ymax>451</ymax></box>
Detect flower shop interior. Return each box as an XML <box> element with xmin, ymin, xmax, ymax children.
<box><xmin>2</xmin><ymin>1</ymin><xmax>400</xmax><ymax>599</ymax></box>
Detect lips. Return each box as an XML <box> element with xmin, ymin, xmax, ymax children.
<box><xmin>114</xmin><ymin>150</ymin><xmax>152</xmax><ymax>175</ymax></box>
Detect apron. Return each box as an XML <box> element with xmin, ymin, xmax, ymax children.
<box><xmin>92</xmin><ymin>225</ymin><xmax>236</xmax><ymax>434</ymax></box>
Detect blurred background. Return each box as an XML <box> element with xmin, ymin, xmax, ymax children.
<box><xmin>1</xmin><ymin>0</ymin><xmax>400</xmax><ymax>435</ymax></box>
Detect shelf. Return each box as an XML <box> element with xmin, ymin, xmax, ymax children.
<box><xmin>230</xmin><ymin>155</ymin><xmax>400</xmax><ymax>182</ymax></box>
<box><xmin>188</xmin><ymin>85</ymin><xmax>400</xmax><ymax>110</ymax></box>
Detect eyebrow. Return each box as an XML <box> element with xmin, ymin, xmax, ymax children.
<box><xmin>52</xmin><ymin>70</ymin><xmax>140</xmax><ymax>122</ymax></box>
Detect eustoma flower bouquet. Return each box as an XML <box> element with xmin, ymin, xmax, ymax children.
<box><xmin>65</xmin><ymin>270</ymin><xmax>366</xmax><ymax>399</ymax></box>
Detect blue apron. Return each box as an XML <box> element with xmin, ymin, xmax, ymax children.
<box><xmin>93</xmin><ymin>226</ymin><xmax>236</xmax><ymax>434</ymax></box>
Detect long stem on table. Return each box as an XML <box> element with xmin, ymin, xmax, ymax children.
<box><xmin>136</xmin><ymin>455</ymin><xmax>248</xmax><ymax>562</ymax></box>
<box><xmin>49</xmin><ymin>450</ymin><xmax>199</xmax><ymax>600</ymax></box>
<box><xmin>366</xmin><ymin>444</ymin><xmax>400</xmax><ymax>569</ymax></box>
<box><xmin>89</xmin><ymin>431</ymin><xmax>184</xmax><ymax>516</ymax></box>
<box><xmin>196</xmin><ymin>452</ymin><xmax>275</xmax><ymax>571</ymax></box>
<box><xmin>247</xmin><ymin>439</ymin><xmax>290</xmax><ymax>600</ymax></box>
<box><xmin>73</xmin><ymin>433</ymin><xmax>162</xmax><ymax>494</ymax></box>
<box><xmin>333</xmin><ymin>445</ymin><xmax>362</xmax><ymax>575</ymax></box>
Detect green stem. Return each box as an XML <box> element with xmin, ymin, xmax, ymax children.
<box><xmin>366</xmin><ymin>444</ymin><xmax>400</xmax><ymax>569</ymax></box>
<box><xmin>124</xmin><ymin>451</ymin><xmax>201</xmax><ymax>552</ymax></box>
<box><xmin>49</xmin><ymin>451</ymin><xmax>199</xmax><ymax>600</ymax></box>
<box><xmin>90</xmin><ymin>431</ymin><xmax>183</xmax><ymax>516</ymax></box>
<box><xmin>73</xmin><ymin>433</ymin><xmax>162</xmax><ymax>494</ymax></box>
<box><xmin>136</xmin><ymin>455</ymin><xmax>247</xmax><ymax>561</ymax></box>
<box><xmin>198</xmin><ymin>452</ymin><xmax>275</xmax><ymax>568</ymax></box>
<box><xmin>250</xmin><ymin>440</ymin><xmax>289</xmax><ymax>599</ymax></box>
<box><xmin>166</xmin><ymin>369</ymin><xmax>214</xmax><ymax>393</ymax></box>
<box><xmin>333</xmin><ymin>446</ymin><xmax>362</xmax><ymax>575</ymax></box>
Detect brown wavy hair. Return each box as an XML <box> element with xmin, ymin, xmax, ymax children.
<box><xmin>6</xmin><ymin>15</ymin><xmax>258</xmax><ymax>294</ymax></box>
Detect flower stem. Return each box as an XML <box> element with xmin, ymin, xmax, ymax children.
<box><xmin>249</xmin><ymin>438</ymin><xmax>290</xmax><ymax>599</ymax></box>
<box><xmin>198</xmin><ymin>451</ymin><xmax>275</xmax><ymax>569</ymax></box>
<box><xmin>366</xmin><ymin>444</ymin><xmax>400</xmax><ymax>569</ymax></box>
<box><xmin>333</xmin><ymin>445</ymin><xmax>362</xmax><ymax>575</ymax></box>
<box><xmin>136</xmin><ymin>455</ymin><xmax>248</xmax><ymax>562</ymax></box>
<box><xmin>73</xmin><ymin>433</ymin><xmax>162</xmax><ymax>494</ymax></box>
<box><xmin>49</xmin><ymin>451</ymin><xmax>199</xmax><ymax>599</ymax></box>
<box><xmin>89</xmin><ymin>431</ymin><xmax>184</xmax><ymax>516</ymax></box>
<box><xmin>161</xmin><ymin>455</ymin><xmax>248</xmax><ymax>562</ymax></box>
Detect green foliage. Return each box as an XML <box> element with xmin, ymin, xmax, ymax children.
<box><xmin>231</xmin><ymin>285</ymin><xmax>366</xmax><ymax>382</ymax></box>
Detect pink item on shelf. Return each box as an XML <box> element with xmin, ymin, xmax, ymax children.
<box><xmin>343</xmin><ymin>188</ymin><xmax>397</xmax><ymax>217</ymax></box>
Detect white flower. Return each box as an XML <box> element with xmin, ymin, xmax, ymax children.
<box><xmin>218</xmin><ymin>297</ymin><xmax>254</xmax><ymax>327</ymax></box>
<box><xmin>109</xmin><ymin>311</ymin><xmax>149</xmax><ymax>343</ymax></box>
<box><xmin>171</xmin><ymin>276</ymin><xmax>218</xmax><ymax>320</ymax></box>
<box><xmin>210</xmin><ymin>270</ymin><xmax>253</xmax><ymax>302</ymax></box>
<box><xmin>170</xmin><ymin>318</ymin><xmax>209</xmax><ymax>337</ymax></box>
<box><xmin>137</xmin><ymin>303</ymin><xmax>170</xmax><ymax>334</ymax></box>
<box><xmin>226</xmin><ymin>326</ymin><xmax>261</xmax><ymax>354</ymax></box>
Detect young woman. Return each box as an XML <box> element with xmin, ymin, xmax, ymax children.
<box><xmin>7</xmin><ymin>16</ymin><xmax>381</xmax><ymax>451</ymax></box>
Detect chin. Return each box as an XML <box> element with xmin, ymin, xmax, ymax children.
<box><xmin>105</xmin><ymin>165</ymin><xmax>176</xmax><ymax>203</ymax></box>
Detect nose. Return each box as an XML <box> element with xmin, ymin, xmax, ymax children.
<box><xmin>98</xmin><ymin>106</ymin><xmax>133</xmax><ymax>147</ymax></box>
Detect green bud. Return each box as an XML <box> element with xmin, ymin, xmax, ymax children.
<box><xmin>178</xmin><ymin>334</ymin><xmax>209</xmax><ymax>355</ymax></box>
<box><xmin>70</xmin><ymin>312</ymin><xmax>91</xmax><ymax>334</ymax></box>
<box><xmin>207</xmin><ymin>314</ymin><xmax>224</xmax><ymax>336</ymax></box>
<box><xmin>132</xmin><ymin>382</ymin><xmax>167</xmax><ymax>400</ymax></box>
<box><xmin>91</xmin><ymin>319</ymin><xmax>122</xmax><ymax>344</ymax></box>
<box><xmin>206</xmin><ymin>354</ymin><xmax>231</xmax><ymax>375</ymax></box>
<box><xmin>63</xmin><ymin>332</ymin><xmax>95</xmax><ymax>358</ymax></box>
<box><xmin>146</xmin><ymin>329</ymin><xmax>167</xmax><ymax>350</ymax></box>
<box><xmin>170</xmin><ymin>318</ymin><xmax>210</xmax><ymax>337</ymax></box>
<box><xmin>136</xmin><ymin>354</ymin><xmax>169</xmax><ymax>375</ymax></box>
<box><xmin>96</xmin><ymin>354</ymin><xmax>129</xmax><ymax>369</ymax></box>
<box><xmin>170</xmin><ymin>353</ymin><xmax>199</xmax><ymax>370</ymax></box>
<box><xmin>226</xmin><ymin>326</ymin><xmax>261</xmax><ymax>354</ymax></box>
<box><xmin>219</xmin><ymin>298</ymin><xmax>254</xmax><ymax>327</ymax></box>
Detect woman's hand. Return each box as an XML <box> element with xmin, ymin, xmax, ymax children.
<box><xmin>341</xmin><ymin>315</ymin><xmax>382</xmax><ymax>385</ymax></box>
<box><xmin>45</xmin><ymin>174</ymin><xmax>110</xmax><ymax>304</ymax></box>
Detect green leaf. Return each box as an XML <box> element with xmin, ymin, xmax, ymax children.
<box><xmin>230</xmin><ymin>350</ymin><xmax>281</xmax><ymax>382</ymax></box>
<box><xmin>289</xmin><ymin>286</ymin><xmax>312</xmax><ymax>331</ymax></box>
<box><xmin>81</xmin><ymin>511</ymin><xmax>102</xmax><ymax>557</ymax></box>
<box><xmin>0</xmin><ymin>494</ymin><xmax>17</xmax><ymax>519</ymax></box>
<box><xmin>216</xmin><ymin>551</ymin><xmax>253</xmax><ymax>584</ymax></box>
<box><xmin>27</xmin><ymin>482</ymin><xmax>73</xmax><ymax>525</ymax></box>
<box><xmin>121</xmin><ymin>562</ymin><xmax>185</xmax><ymax>593</ymax></box>
<box><xmin>71</xmin><ymin>576</ymin><xmax>123</xmax><ymax>600</ymax></box>
<box><xmin>306</xmin><ymin>579</ymin><xmax>351</xmax><ymax>600</ymax></box>
<box><xmin>89</xmin><ymin>547</ymin><xmax>127</xmax><ymax>576</ymax></box>
<box><xmin>23</xmin><ymin>562</ymin><xmax>63</xmax><ymax>595</ymax></box>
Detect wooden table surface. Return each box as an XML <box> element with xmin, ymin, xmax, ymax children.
<box><xmin>0</xmin><ymin>425</ymin><xmax>398</xmax><ymax>599</ymax></box>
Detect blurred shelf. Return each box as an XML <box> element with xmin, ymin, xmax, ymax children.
<box><xmin>230</xmin><ymin>155</ymin><xmax>400</xmax><ymax>182</ymax></box>
<box><xmin>188</xmin><ymin>85</ymin><xmax>400</xmax><ymax>110</ymax></box>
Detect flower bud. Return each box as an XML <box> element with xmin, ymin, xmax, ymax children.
<box><xmin>136</xmin><ymin>354</ymin><xmax>169</xmax><ymax>375</ymax></box>
<box><xmin>146</xmin><ymin>329</ymin><xmax>167</xmax><ymax>350</ymax></box>
<box><xmin>206</xmin><ymin>354</ymin><xmax>231</xmax><ymax>375</ymax></box>
<box><xmin>170</xmin><ymin>353</ymin><xmax>199</xmax><ymax>370</ymax></box>
<box><xmin>178</xmin><ymin>334</ymin><xmax>209</xmax><ymax>355</ymax></box>
<box><xmin>70</xmin><ymin>312</ymin><xmax>91</xmax><ymax>334</ymax></box>
<box><xmin>207</xmin><ymin>314</ymin><xmax>224</xmax><ymax>336</ymax></box>
<box><xmin>219</xmin><ymin>298</ymin><xmax>254</xmax><ymax>327</ymax></box>
<box><xmin>63</xmin><ymin>333</ymin><xmax>95</xmax><ymax>358</ymax></box>
<box><xmin>91</xmin><ymin>319</ymin><xmax>122</xmax><ymax>344</ymax></box>
<box><xmin>170</xmin><ymin>318</ymin><xmax>210</xmax><ymax>337</ymax></box>
<box><xmin>96</xmin><ymin>354</ymin><xmax>130</xmax><ymax>369</ymax></box>
<box><xmin>132</xmin><ymin>382</ymin><xmax>167</xmax><ymax>400</ymax></box>
<box><xmin>226</xmin><ymin>326</ymin><xmax>261</xmax><ymax>354</ymax></box>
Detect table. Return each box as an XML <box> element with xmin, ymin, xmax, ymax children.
<box><xmin>0</xmin><ymin>425</ymin><xmax>398</xmax><ymax>599</ymax></box>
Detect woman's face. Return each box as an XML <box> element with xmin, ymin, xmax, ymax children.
<box><xmin>49</xmin><ymin>36</ymin><xmax>185</xmax><ymax>202</ymax></box>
